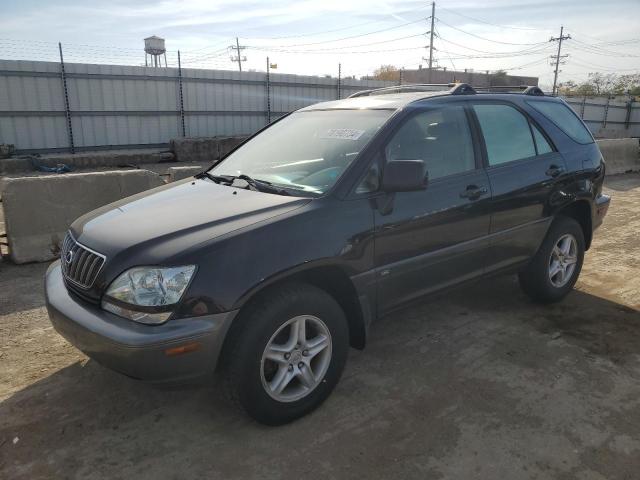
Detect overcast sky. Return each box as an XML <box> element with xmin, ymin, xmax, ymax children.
<box><xmin>2</xmin><ymin>0</ymin><xmax>639</xmax><ymax>89</ymax></box>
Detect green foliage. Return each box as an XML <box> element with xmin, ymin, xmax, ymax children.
<box><xmin>559</xmin><ymin>72</ymin><xmax>640</xmax><ymax>97</ymax></box>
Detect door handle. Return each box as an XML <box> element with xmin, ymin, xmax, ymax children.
<box><xmin>460</xmin><ymin>185</ymin><xmax>488</xmax><ymax>200</ymax></box>
<box><xmin>545</xmin><ymin>165</ymin><xmax>565</xmax><ymax>178</ymax></box>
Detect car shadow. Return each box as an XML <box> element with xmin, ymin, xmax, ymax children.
<box><xmin>1</xmin><ymin>275</ymin><xmax>639</xmax><ymax>479</ymax></box>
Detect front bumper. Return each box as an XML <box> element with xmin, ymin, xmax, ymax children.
<box><xmin>45</xmin><ymin>261</ymin><xmax>237</xmax><ymax>383</ymax></box>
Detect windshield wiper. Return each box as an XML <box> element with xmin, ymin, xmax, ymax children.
<box><xmin>194</xmin><ymin>171</ymin><xmax>232</xmax><ymax>183</ymax></box>
<box><xmin>197</xmin><ymin>171</ymin><xmax>290</xmax><ymax>196</ymax></box>
<box><xmin>236</xmin><ymin>174</ymin><xmax>291</xmax><ymax>196</ymax></box>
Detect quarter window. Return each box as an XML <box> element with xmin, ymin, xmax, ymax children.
<box><xmin>531</xmin><ymin>123</ymin><xmax>553</xmax><ymax>155</ymax></box>
<box><xmin>385</xmin><ymin>105</ymin><xmax>475</xmax><ymax>180</ymax></box>
<box><xmin>473</xmin><ymin>104</ymin><xmax>536</xmax><ymax>166</ymax></box>
<box><xmin>527</xmin><ymin>100</ymin><xmax>594</xmax><ymax>144</ymax></box>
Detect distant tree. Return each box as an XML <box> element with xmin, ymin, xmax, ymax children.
<box><xmin>613</xmin><ymin>73</ymin><xmax>640</xmax><ymax>95</ymax></box>
<box><xmin>588</xmin><ymin>73</ymin><xmax>617</xmax><ymax>95</ymax></box>
<box><xmin>489</xmin><ymin>69</ymin><xmax>509</xmax><ymax>86</ymax></box>
<box><xmin>373</xmin><ymin>65</ymin><xmax>399</xmax><ymax>81</ymax></box>
<box><xmin>557</xmin><ymin>80</ymin><xmax>578</xmax><ymax>95</ymax></box>
<box><xmin>558</xmin><ymin>72</ymin><xmax>640</xmax><ymax>97</ymax></box>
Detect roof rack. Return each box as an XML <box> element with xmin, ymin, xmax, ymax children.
<box><xmin>347</xmin><ymin>83</ymin><xmax>543</xmax><ymax>98</ymax></box>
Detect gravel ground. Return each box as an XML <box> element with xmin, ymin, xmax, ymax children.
<box><xmin>1</xmin><ymin>174</ymin><xmax>639</xmax><ymax>480</ymax></box>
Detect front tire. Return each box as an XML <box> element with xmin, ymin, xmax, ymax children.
<box><xmin>222</xmin><ymin>283</ymin><xmax>349</xmax><ymax>425</ymax></box>
<box><xmin>518</xmin><ymin>216</ymin><xmax>585</xmax><ymax>303</ymax></box>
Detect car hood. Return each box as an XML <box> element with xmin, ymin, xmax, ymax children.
<box><xmin>71</xmin><ymin>178</ymin><xmax>311</xmax><ymax>261</ymax></box>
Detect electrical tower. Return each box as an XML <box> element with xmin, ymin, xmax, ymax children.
<box><xmin>549</xmin><ymin>26</ymin><xmax>571</xmax><ymax>96</ymax></box>
<box><xmin>230</xmin><ymin>37</ymin><xmax>247</xmax><ymax>72</ymax></box>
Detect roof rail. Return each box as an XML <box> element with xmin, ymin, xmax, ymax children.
<box><xmin>347</xmin><ymin>83</ymin><xmax>542</xmax><ymax>99</ymax></box>
<box><xmin>348</xmin><ymin>83</ymin><xmax>476</xmax><ymax>98</ymax></box>
<box><xmin>473</xmin><ymin>85</ymin><xmax>544</xmax><ymax>96</ymax></box>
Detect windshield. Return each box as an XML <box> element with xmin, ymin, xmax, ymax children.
<box><xmin>211</xmin><ymin>109</ymin><xmax>393</xmax><ymax>195</ymax></box>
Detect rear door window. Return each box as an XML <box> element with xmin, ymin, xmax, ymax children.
<box><xmin>526</xmin><ymin>100</ymin><xmax>594</xmax><ymax>144</ymax></box>
<box><xmin>473</xmin><ymin>104</ymin><xmax>536</xmax><ymax>166</ymax></box>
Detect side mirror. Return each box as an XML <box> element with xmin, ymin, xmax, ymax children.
<box><xmin>381</xmin><ymin>160</ymin><xmax>428</xmax><ymax>192</ymax></box>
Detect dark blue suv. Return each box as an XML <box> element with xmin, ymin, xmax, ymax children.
<box><xmin>45</xmin><ymin>83</ymin><xmax>610</xmax><ymax>424</ymax></box>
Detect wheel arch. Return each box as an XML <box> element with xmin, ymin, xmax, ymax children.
<box><xmin>226</xmin><ymin>263</ymin><xmax>369</xmax><ymax>354</ymax></box>
<box><xmin>556</xmin><ymin>200</ymin><xmax>593</xmax><ymax>249</ymax></box>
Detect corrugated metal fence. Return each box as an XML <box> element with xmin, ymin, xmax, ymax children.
<box><xmin>1</xmin><ymin>59</ymin><xmax>638</xmax><ymax>154</ymax></box>
<box><xmin>564</xmin><ymin>96</ymin><xmax>640</xmax><ymax>139</ymax></box>
<box><xmin>0</xmin><ymin>59</ymin><xmax>393</xmax><ymax>153</ymax></box>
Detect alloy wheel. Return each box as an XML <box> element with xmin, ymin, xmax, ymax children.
<box><xmin>548</xmin><ymin>233</ymin><xmax>578</xmax><ymax>288</ymax></box>
<box><xmin>260</xmin><ymin>315</ymin><xmax>332</xmax><ymax>403</ymax></box>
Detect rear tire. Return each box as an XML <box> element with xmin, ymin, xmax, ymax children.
<box><xmin>221</xmin><ymin>283</ymin><xmax>349</xmax><ymax>425</ymax></box>
<box><xmin>518</xmin><ymin>216</ymin><xmax>585</xmax><ymax>304</ymax></box>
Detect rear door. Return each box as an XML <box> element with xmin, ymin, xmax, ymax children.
<box><xmin>373</xmin><ymin>103</ymin><xmax>492</xmax><ymax>313</ymax></box>
<box><xmin>470</xmin><ymin>101</ymin><xmax>567</xmax><ymax>272</ymax></box>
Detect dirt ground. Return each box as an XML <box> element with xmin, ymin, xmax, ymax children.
<box><xmin>1</xmin><ymin>174</ymin><xmax>639</xmax><ymax>480</ymax></box>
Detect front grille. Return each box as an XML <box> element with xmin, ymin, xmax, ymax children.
<box><xmin>60</xmin><ymin>232</ymin><xmax>106</xmax><ymax>289</ymax></box>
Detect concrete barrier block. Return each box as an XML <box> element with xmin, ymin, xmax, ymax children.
<box><xmin>218</xmin><ymin>136</ymin><xmax>245</xmax><ymax>159</ymax></box>
<box><xmin>166</xmin><ymin>165</ymin><xmax>203</xmax><ymax>182</ymax></box>
<box><xmin>170</xmin><ymin>136</ymin><xmax>247</xmax><ymax>163</ymax></box>
<box><xmin>2</xmin><ymin>170</ymin><xmax>164</xmax><ymax>263</ymax></box>
<box><xmin>170</xmin><ymin>137</ymin><xmax>220</xmax><ymax>163</ymax></box>
<box><xmin>0</xmin><ymin>150</ymin><xmax>175</xmax><ymax>175</ymax></box>
<box><xmin>597</xmin><ymin>138</ymin><xmax>639</xmax><ymax>175</ymax></box>
<box><xmin>0</xmin><ymin>144</ymin><xmax>15</xmax><ymax>159</ymax></box>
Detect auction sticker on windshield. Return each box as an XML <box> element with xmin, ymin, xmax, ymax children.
<box><xmin>321</xmin><ymin>128</ymin><xmax>365</xmax><ymax>141</ymax></box>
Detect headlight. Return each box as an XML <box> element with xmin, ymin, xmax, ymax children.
<box><xmin>101</xmin><ymin>265</ymin><xmax>196</xmax><ymax>324</ymax></box>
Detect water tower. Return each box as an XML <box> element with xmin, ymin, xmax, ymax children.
<box><xmin>144</xmin><ymin>36</ymin><xmax>167</xmax><ymax>67</ymax></box>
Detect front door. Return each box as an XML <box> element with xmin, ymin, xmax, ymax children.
<box><xmin>373</xmin><ymin>104</ymin><xmax>492</xmax><ymax>314</ymax></box>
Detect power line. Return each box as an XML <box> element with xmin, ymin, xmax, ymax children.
<box><xmin>247</xmin><ymin>32</ymin><xmax>427</xmax><ymax>52</ymax></box>
<box><xmin>437</xmin><ymin>6</ymin><xmax>543</xmax><ymax>31</ymax></box>
<box><xmin>435</xmin><ymin>17</ymin><xmax>547</xmax><ymax>46</ymax></box>
<box><xmin>435</xmin><ymin>35</ymin><xmax>552</xmax><ymax>57</ymax></box>
<box><xmin>247</xmin><ymin>45</ymin><xmax>427</xmax><ymax>55</ymax></box>
<box><xmin>251</xmin><ymin>18</ymin><xmax>426</xmax><ymax>48</ymax></box>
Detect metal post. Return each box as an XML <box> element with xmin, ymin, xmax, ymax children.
<box><xmin>603</xmin><ymin>97</ymin><xmax>610</xmax><ymax>129</ymax></box>
<box><xmin>398</xmin><ymin>68</ymin><xmax>403</xmax><ymax>86</ymax></box>
<box><xmin>337</xmin><ymin>63</ymin><xmax>341</xmax><ymax>100</ymax></box>
<box><xmin>58</xmin><ymin>42</ymin><xmax>75</xmax><ymax>154</ymax></box>
<box><xmin>164</xmin><ymin>52</ymin><xmax>168</xmax><ymax>67</ymax></box>
<box><xmin>266</xmin><ymin>57</ymin><xmax>271</xmax><ymax>124</ymax></box>
<box><xmin>177</xmin><ymin>50</ymin><xmax>186</xmax><ymax>137</ymax></box>
<box><xmin>428</xmin><ymin>2</ymin><xmax>435</xmax><ymax>83</ymax></box>
<box><xmin>625</xmin><ymin>99</ymin><xmax>633</xmax><ymax>130</ymax></box>
<box><xmin>581</xmin><ymin>95</ymin><xmax>586</xmax><ymax>118</ymax></box>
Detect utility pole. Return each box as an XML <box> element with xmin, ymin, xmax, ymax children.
<box><xmin>428</xmin><ymin>1</ymin><xmax>435</xmax><ymax>83</ymax></box>
<box><xmin>230</xmin><ymin>37</ymin><xmax>247</xmax><ymax>72</ymax></box>
<box><xmin>550</xmin><ymin>26</ymin><xmax>570</xmax><ymax>96</ymax></box>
